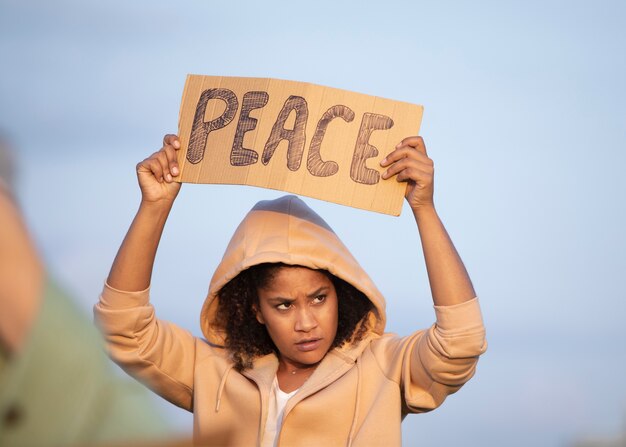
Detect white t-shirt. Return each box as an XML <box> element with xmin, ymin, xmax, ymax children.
<box><xmin>262</xmin><ymin>376</ymin><xmax>299</xmax><ymax>447</ymax></box>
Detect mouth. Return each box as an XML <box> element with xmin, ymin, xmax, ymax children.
<box><xmin>295</xmin><ymin>338</ymin><xmax>322</xmax><ymax>352</ymax></box>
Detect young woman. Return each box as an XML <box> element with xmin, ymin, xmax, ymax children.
<box><xmin>95</xmin><ymin>134</ymin><xmax>486</xmax><ymax>446</ymax></box>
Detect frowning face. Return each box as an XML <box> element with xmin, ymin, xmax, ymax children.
<box><xmin>255</xmin><ymin>266</ymin><xmax>338</xmax><ymax>370</ymax></box>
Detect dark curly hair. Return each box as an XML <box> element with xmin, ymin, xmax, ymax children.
<box><xmin>214</xmin><ymin>263</ymin><xmax>375</xmax><ymax>371</ymax></box>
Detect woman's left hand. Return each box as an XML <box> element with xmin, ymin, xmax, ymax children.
<box><xmin>380</xmin><ymin>136</ymin><xmax>434</xmax><ymax>211</ymax></box>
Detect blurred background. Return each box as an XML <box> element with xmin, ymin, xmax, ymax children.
<box><xmin>1</xmin><ymin>0</ymin><xmax>625</xmax><ymax>445</ymax></box>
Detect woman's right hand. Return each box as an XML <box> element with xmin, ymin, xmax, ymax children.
<box><xmin>136</xmin><ymin>134</ymin><xmax>182</xmax><ymax>204</ymax></box>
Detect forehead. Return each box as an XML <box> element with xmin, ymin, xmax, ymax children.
<box><xmin>259</xmin><ymin>266</ymin><xmax>332</xmax><ymax>292</ymax></box>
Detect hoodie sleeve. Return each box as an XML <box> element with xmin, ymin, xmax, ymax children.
<box><xmin>93</xmin><ymin>283</ymin><xmax>196</xmax><ymax>411</ymax></box>
<box><xmin>372</xmin><ymin>297</ymin><xmax>486</xmax><ymax>413</ymax></box>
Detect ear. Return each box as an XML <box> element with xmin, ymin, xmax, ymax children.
<box><xmin>254</xmin><ymin>305</ymin><xmax>265</xmax><ymax>325</ymax></box>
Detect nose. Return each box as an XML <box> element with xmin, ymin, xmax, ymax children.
<box><xmin>294</xmin><ymin>307</ymin><xmax>318</xmax><ymax>332</ymax></box>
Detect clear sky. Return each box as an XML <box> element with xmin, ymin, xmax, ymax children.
<box><xmin>1</xmin><ymin>0</ymin><xmax>625</xmax><ymax>445</ymax></box>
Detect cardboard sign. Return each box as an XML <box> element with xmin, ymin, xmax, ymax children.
<box><xmin>176</xmin><ymin>75</ymin><xmax>423</xmax><ymax>215</ymax></box>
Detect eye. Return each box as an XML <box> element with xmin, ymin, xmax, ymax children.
<box><xmin>312</xmin><ymin>294</ymin><xmax>326</xmax><ymax>304</ymax></box>
<box><xmin>276</xmin><ymin>302</ymin><xmax>292</xmax><ymax>311</ymax></box>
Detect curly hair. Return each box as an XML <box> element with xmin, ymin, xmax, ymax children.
<box><xmin>214</xmin><ymin>263</ymin><xmax>375</xmax><ymax>371</ymax></box>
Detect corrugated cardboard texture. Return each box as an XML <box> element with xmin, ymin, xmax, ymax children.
<box><xmin>177</xmin><ymin>75</ymin><xmax>423</xmax><ymax>216</ymax></box>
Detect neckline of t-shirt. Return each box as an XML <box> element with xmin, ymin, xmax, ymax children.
<box><xmin>274</xmin><ymin>376</ymin><xmax>299</xmax><ymax>398</ymax></box>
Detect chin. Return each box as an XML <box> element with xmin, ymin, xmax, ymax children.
<box><xmin>292</xmin><ymin>347</ymin><xmax>331</xmax><ymax>366</ymax></box>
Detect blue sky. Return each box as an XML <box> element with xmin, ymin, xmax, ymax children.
<box><xmin>1</xmin><ymin>0</ymin><xmax>625</xmax><ymax>445</ymax></box>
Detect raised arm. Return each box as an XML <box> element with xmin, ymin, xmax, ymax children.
<box><xmin>107</xmin><ymin>134</ymin><xmax>181</xmax><ymax>291</ymax></box>
<box><xmin>97</xmin><ymin>135</ymin><xmax>199</xmax><ymax>409</ymax></box>
<box><xmin>380</xmin><ymin>136</ymin><xmax>475</xmax><ymax>306</ymax></box>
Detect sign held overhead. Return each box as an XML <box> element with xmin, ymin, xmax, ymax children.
<box><xmin>176</xmin><ymin>75</ymin><xmax>424</xmax><ymax>215</ymax></box>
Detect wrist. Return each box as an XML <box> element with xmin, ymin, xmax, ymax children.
<box><xmin>411</xmin><ymin>203</ymin><xmax>437</xmax><ymax>221</ymax></box>
<box><xmin>138</xmin><ymin>198</ymin><xmax>175</xmax><ymax>217</ymax></box>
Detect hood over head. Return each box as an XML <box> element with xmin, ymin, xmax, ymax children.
<box><xmin>200</xmin><ymin>195</ymin><xmax>386</xmax><ymax>346</ymax></box>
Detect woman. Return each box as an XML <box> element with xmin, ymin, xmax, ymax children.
<box><xmin>95</xmin><ymin>134</ymin><xmax>486</xmax><ymax>446</ymax></box>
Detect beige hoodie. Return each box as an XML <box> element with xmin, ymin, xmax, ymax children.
<box><xmin>95</xmin><ymin>195</ymin><xmax>486</xmax><ymax>446</ymax></box>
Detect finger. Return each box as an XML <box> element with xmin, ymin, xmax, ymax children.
<box><xmin>381</xmin><ymin>157</ymin><xmax>433</xmax><ymax>180</ymax></box>
<box><xmin>162</xmin><ymin>144</ymin><xmax>180</xmax><ymax>177</ymax></box>
<box><xmin>154</xmin><ymin>150</ymin><xmax>175</xmax><ymax>183</ymax></box>
<box><xmin>396</xmin><ymin>136</ymin><xmax>427</xmax><ymax>156</ymax></box>
<box><xmin>396</xmin><ymin>167</ymin><xmax>432</xmax><ymax>185</ymax></box>
<box><xmin>163</xmin><ymin>134</ymin><xmax>181</xmax><ymax>149</ymax></box>
<box><xmin>137</xmin><ymin>156</ymin><xmax>165</xmax><ymax>183</ymax></box>
<box><xmin>380</xmin><ymin>146</ymin><xmax>432</xmax><ymax>168</ymax></box>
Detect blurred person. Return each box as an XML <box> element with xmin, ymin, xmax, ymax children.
<box><xmin>95</xmin><ymin>134</ymin><xmax>487</xmax><ymax>446</ymax></box>
<box><xmin>0</xmin><ymin>135</ymin><xmax>185</xmax><ymax>446</ymax></box>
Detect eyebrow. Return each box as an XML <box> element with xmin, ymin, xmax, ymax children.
<box><xmin>265</xmin><ymin>286</ymin><xmax>330</xmax><ymax>303</ymax></box>
<box><xmin>307</xmin><ymin>286</ymin><xmax>330</xmax><ymax>298</ymax></box>
<box><xmin>266</xmin><ymin>297</ymin><xmax>295</xmax><ymax>304</ymax></box>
